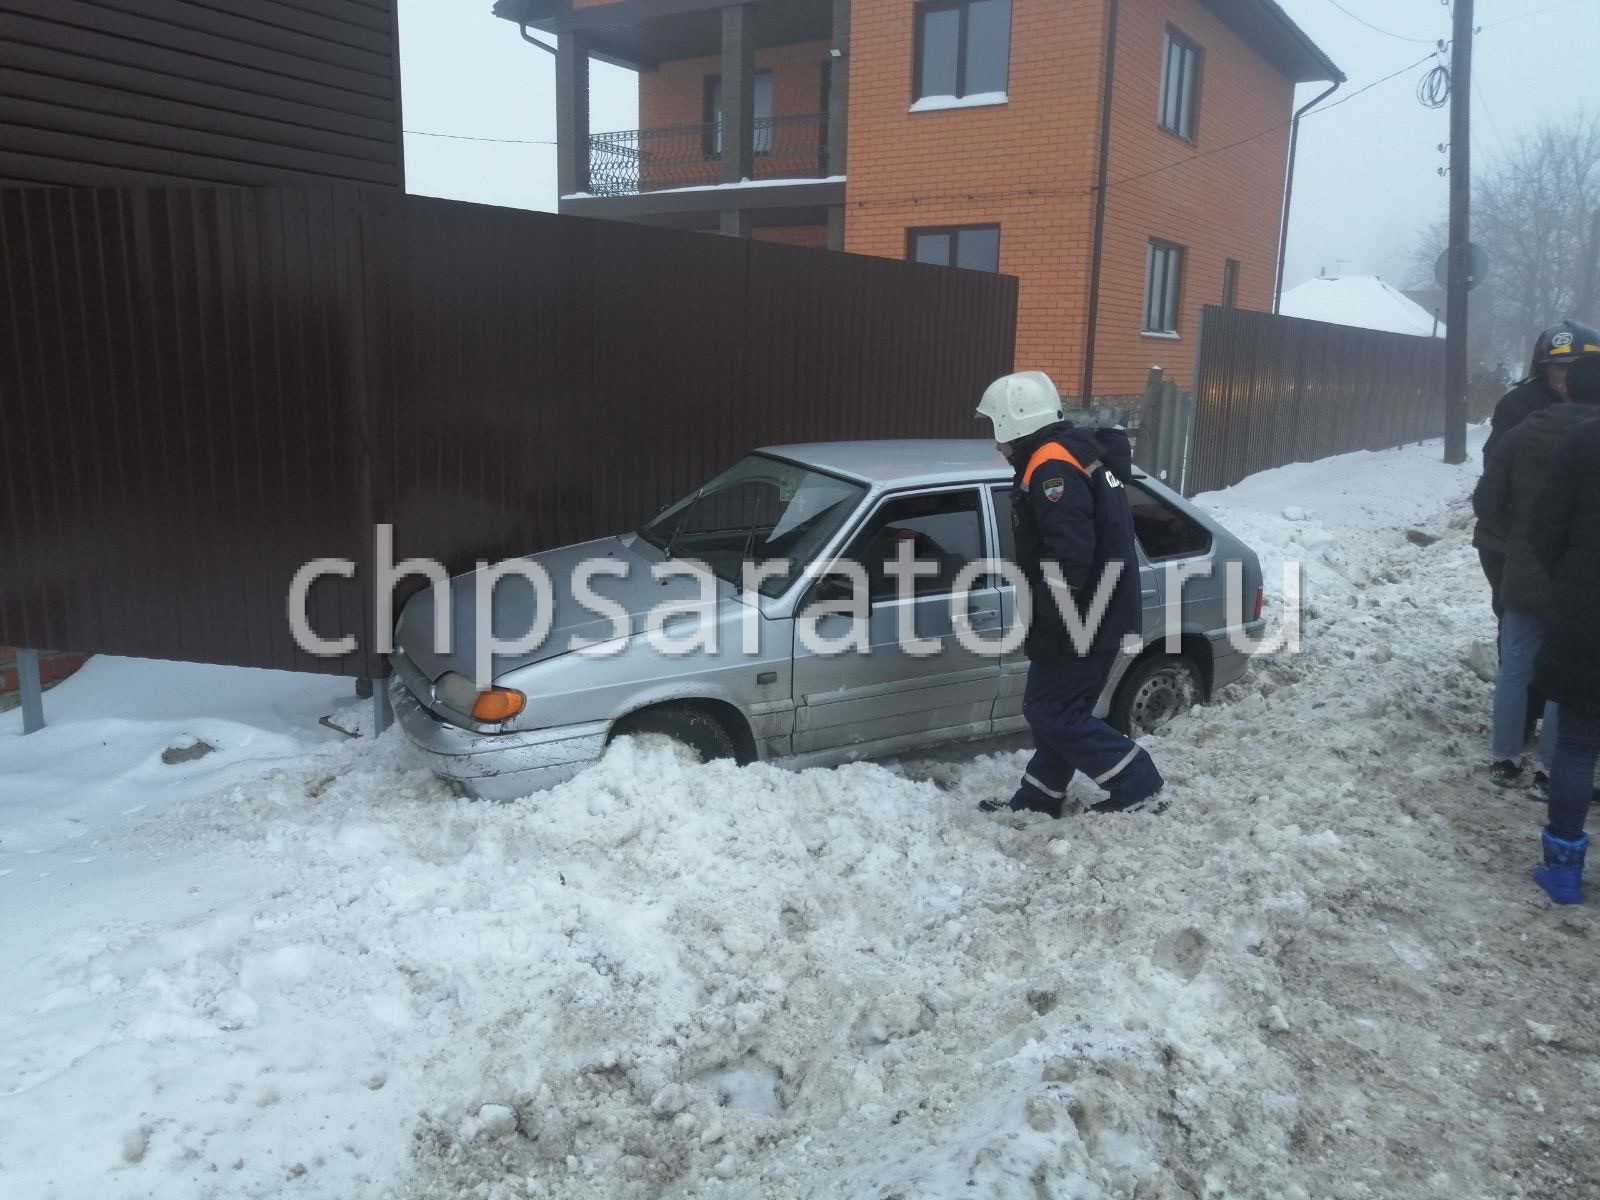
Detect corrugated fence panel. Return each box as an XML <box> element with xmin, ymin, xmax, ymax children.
<box><xmin>0</xmin><ymin>0</ymin><xmax>400</xmax><ymax>188</ymax></box>
<box><xmin>0</xmin><ymin>187</ymin><xmax>1018</xmax><ymax>677</ymax></box>
<box><xmin>1188</xmin><ymin>305</ymin><xmax>1445</xmax><ymax>497</ymax></box>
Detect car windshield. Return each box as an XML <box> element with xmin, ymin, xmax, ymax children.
<box><xmin>639</xmin><ymin>454</ymin><xmax>867</xmax><ymax>597</ymax></box>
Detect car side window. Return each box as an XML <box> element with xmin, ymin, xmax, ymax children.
<box><xmin>1128</xmin><ymin>480</ymin><xmax>1212</xmax><ymax>560</ymax></box>
<box><xmin>843</xmin><ymin>489</ymin><xmax>984</xmax><ymax>600</ymax></box>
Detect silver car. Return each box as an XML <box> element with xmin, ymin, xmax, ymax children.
<box><xmin>391</xmin><ymin>440</ymin><xmax>1265</xmax><ymax>800</ymax></box>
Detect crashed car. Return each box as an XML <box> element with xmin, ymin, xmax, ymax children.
<box><xmin>391</xmin><ymin>440</ymin><xmax>1265</xmax><ymax>800</ymax></box>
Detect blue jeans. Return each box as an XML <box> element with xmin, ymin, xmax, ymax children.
<box><xmin>1493</xmin><ymin>610</ymin><xmax>1558</xmax><ymax>766</ymax></box>
<box><xmin>1020</xmin><ymin>651</ymin><xmax>1163</xmax><ymax>804</ymax></box>
<box><xmin>1547</xmin><ymin>706</ymin><xmax>1600</xmax><ymax>841</ymax></box>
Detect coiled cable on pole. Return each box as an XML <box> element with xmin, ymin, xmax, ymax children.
<box><xmin>1417</xmin><ymin>56</ymin><xmax>1451</xmax><ymax>109</ymax></box>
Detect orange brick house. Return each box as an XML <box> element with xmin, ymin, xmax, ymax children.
<box><xmin>493</xmin><ymin>0</ymin><xmax>1339</xmax><ymax>404</ymax></box>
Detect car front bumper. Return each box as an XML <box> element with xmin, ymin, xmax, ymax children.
<box><xmin>391</xmin><ymin>679</ymin><xmax>608</xmax><ymax>801</ymax></box>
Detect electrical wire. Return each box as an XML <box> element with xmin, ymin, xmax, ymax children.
<box><xmin>1416</xmin><ymin>59</ymin><xmax>1451</xmax><ymax>109</ymax></box>
<box><xmin>1472</xmin><ymin>74</ymin><xmax>1510</xmax><ymax>160</ymax></box>
<box><xmin>1325</xmin><ymin>0</ymin><xmax>1440</xmax><ymax>44</ymax></box>
<box><xmin>1480</xmin><ymin>0</ymin><xmax>1593</xmax><ymax>29</ymax></box>
<box><xmin>840</xmin><ymin>50</ymin><xmax>1442</xmax><ymax>211</ymax></box>
<box><xmin>405</xmin><ymin>130</ymin><xmax>558</xmax><ymax>145</ymax></box>
<box><xmin>408</xmin><ymin>43</ymin><xmax>1454</xmax><ymax>212</ymax></box>
<box><xmin>1313</xmin><ymin>52</ymin><xmax>1440</xmax><ymax>114</ymax></box>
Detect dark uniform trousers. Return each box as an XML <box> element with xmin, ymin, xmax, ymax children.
<box><xmin>1014</xmin><ymin>650</ymin><xmax>1163</xmax><ymax>813</ymax></box>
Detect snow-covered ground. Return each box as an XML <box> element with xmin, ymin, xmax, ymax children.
<box><xmin>5</xmin><ymin>428</ymin><xmax>1599</xmax><ymax>1200</ymax></box>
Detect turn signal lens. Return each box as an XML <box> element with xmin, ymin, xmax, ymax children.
<box><xmin>470</xmin><ymin>687</ymin><xmax>526</xmax><ymax>722</ymax></box>
<box><xmin>1252</xmin><ymin>586</ymin><xmax>1265</xmax><ymax>622</ymax></box>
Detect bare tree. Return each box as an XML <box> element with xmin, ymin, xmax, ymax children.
<box><xmin>1407</xmin><ymin>110</ymin><xmax>1600</xmax><ymax>374</ymax></box>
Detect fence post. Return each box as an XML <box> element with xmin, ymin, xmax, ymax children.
<box><xmin>1175</xmin><ymin>390</ymin><xmax>1196</xmax><ymax>496</ymax></box>
<box><xmin>17</xmin><ymin>648</ymin><xmax>44</xmax><ymax>734</ymax></box>
<box><xmin>372</xmin><ymin>676</ymin><xmax>393</xmax><ymax>736</ymax></box>
<box><xmin>1133</xmin><ymin>367</ymin><xmax>1165</xmax><ymax>474</ymax></box>
<box><xmin>1156</xmin><ymin>381</ymin><xmax>1184</xmax><ymax>490</ymax></box>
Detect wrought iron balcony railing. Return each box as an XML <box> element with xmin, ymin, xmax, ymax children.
<box><xmin>585</xmin><ymin>113</ymin><xmax>831</xmax><ymax>198</ymax></box>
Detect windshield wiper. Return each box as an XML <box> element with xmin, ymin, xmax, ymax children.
<box><xmin>662</xmin><ymin>485</ymin><xmax>707</xmax><ymax>561</ymax></box>
<box><xmin>739</xmin><ymin>491</ymin><xmax>767</xmax><ymax>564</ymax></box>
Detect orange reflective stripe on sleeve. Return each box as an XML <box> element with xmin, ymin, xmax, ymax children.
<box><xmin>1021</xmin><ymin>441</ymin><xmax>1087</xmax><ymax>487</ymax></box>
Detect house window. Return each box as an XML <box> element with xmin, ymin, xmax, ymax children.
<box><xmin>1222</xmin><ymin>258</ymin><xmax>1240</xmax><ymax>308</ymax></box>
<box><xmin>915</xmin><ymin>0</ymin><xmax>1012</xmax><ymax>101</ymax></box>
<box><xmin>1159</xmin><ymin>29</ymin><xmax>1201</xmax><ymax>140</ymax></box>
<box><xmin>704</xmin><ymin>70</ymin><xmax>774</xmax><ymax>157</ymax></box>
<box><xmin>909</xmin><ymin>225</ymin><xmax>1001</xmax><ymax>273</ymax></box>
<box><xmin>1144</xmin><ymin>240</ymin><xmax>1185</xmax><ymax>334</ymax></box>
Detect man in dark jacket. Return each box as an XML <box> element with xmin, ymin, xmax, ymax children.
<box><xmin>1527</xmin><ymin>354</ymin><xmax>1600</xmax><ymax>903</ymax></box>
<box><xmin>1472</xmin><ymin>372</ymin><xmax>1600</xmax><ymax>789</ymax></box>
<box><xmin>1475</xmin><ymin>321</ymin><xmax>1600</xmax><ymax>615</ymax></box>
<box><xmin>975</xmin><ymin>371</ymin><xmax>1165</xmax><ymax>818</ymax></box>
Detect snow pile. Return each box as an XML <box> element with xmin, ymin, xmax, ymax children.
<box><xmin>1278</xmin><ymin>275</ymin><xmax>1444</xmax><ymax>338</ymax></box>
<box><xmin>7</xmin><ymin>428</ymin><xmax>1600</xmax><ymax>1199</ymax></box>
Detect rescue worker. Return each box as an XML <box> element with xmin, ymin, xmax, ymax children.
<box><xmin>1528</xmin><ymin>353</ymin><xmax>1600</xmax><ymax>903</ymax></box>
<box><xmin>975</xmin><ymin>371</ymin><xmax>1165</xmax><ymax>817</ymax></box>
<box><xmin>1475</xmin><ymin>321</ymin><xmax>1600</xmax><ymax>615</ymax></box>
<box><xmin>1472</xmin><ymin>328</ymin><xmax>1600</xmax><ymax>793</ymax></box>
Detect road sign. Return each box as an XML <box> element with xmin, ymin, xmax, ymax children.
<box><xmin>1436</xmin><ymin>243</ymin><xmax>1489</xmax><ymax>291</ymax></box>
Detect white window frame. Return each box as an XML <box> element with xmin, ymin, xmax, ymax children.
<box><xmin>1159</xmin><ymin>29</ymin><xmax>1201</xmax><ymax>141</ymax></box>
<box><xmin>1144</xmin><ymin>240</ymin><xmax>1185</xmax><ymax>336</ymax></box>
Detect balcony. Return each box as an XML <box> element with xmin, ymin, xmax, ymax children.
<box><xmin>585</xmin><ymin>114</ymin><xmax>832</xmax><ymax>198</ymax></box>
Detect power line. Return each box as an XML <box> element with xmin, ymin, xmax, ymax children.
<box><xmin>1315</xmin><ymin>51</ymin><xmax>1441</xmax><ymax>115</ymax></box>
<box><xmin>411</xmin><ymin>46</ymin><xmax>1451</xmax><ymax>211</ymax></box>
<box><xmin>1481</xmin><ymin>0</ymin><xmax>1593</xmax><ymax>29</ymax></box>
<box><xmin>1325</xmin><ymin>0</ymin><xmax>1440</xmax><ymax>44</ymax></box>
<box><xmin>1472</xmin><ymin>74</ymin><xmax>1510</xmax><ymax>160</ymax></box>
<box><xmin>405</xmin><ymin>129</ymin><xmax>557</xmax><ymax>145</ymax></box>
<box><xmin>853</xmin><ymin>50</ymin><xmax>1441</xmax><ymax>207</ymax></box>
<box><xmin>1096</xmin><ymin>51</ymin><xmax>1436</xmax><ymax>193</ymax></box>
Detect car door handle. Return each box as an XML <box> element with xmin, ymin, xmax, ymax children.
<box><xmin>964</xmin><ymin>607</ymin><xmax>1002</xmax><ymax>630</ymax></box>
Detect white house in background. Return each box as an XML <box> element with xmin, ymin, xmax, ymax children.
<box><xmin>1278</xmin><ymin>275</ymin><xmax>1445</xmax><ymax>338</ymax></box>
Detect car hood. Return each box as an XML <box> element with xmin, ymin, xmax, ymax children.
<box><xmin>393</xmin><ymin>534</ymin><xmax>738</xmax><ymax>683</ymax></box>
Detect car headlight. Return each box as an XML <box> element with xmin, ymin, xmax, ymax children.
<box><xmin>434</xmin><ymin>673</ymin><xmax>526</xmax><ymax>723</ymax></box>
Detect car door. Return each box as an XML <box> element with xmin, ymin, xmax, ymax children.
<box><xmin>790</xmin><ymin>486</ymin><xmax>1003</xmax><ymax>756</ymax></box>
<box><xmin>990</xmin><ymin>478</ymin><xmax>1166</xmax><ymax>728</ymax></box>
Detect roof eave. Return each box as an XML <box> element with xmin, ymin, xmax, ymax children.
<box><xmin>1200</xmin><ymin>0</ymin><xmax>1345</xmax><ymax>85</ymax></box>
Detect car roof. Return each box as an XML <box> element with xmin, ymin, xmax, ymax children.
<box><xmin>757</xmin><ymin>439</ymin><xmax>1013</xmax><ymax>487</ymax></box>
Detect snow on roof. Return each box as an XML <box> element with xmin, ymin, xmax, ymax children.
<box><xmin>1277</xmin><ymin>275</ymin><xmax>1445</xmax><ymax>338</ymax></box>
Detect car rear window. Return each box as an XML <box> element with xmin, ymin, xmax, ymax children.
<box><xmin>1128</xmin><ymin>481</ymin><xmax>1212</xmax><ymax>560</ymax></box>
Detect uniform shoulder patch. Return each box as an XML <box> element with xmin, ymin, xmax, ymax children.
<box><xmin>1042</xmin><ymin>477</ymin><xmax>1065</xmax><ymax>503</ymax></box>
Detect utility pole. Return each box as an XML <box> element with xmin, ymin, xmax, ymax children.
<box><xmin>1578</xmin><ymin>207</ymin><xmax>1600</xmax><ymax>322</ymax></box>
<box><xmin>1443</xmin><ymin>0</ymin><xmax>1473</xmax><ymax>465</ymax></box>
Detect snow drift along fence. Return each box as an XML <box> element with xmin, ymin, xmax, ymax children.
<box><xmin>0</xmin><ymin>187</ymin><xmax>1018</xmax><ymax>679</ymax></box>
<box><xmin>1187</xmin><ymin>306</ymin><xmax>1445</xmax><ymax>497</ymax></box>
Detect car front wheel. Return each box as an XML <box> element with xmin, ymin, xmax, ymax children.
<box><xmin>612</xmin><ymin>704</ymin><xmax>740</xmax><ymax>764</ymax></box>
<box><xmin>1111</xmin><ymin>653</ymin><xmax>1203</xmax><ymax>737</ymax></box>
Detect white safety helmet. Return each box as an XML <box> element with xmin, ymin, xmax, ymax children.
<box><xmin>976</xmin><ymin>370</ymin><xmax>1064</xmax><ymax>444</ymax></box>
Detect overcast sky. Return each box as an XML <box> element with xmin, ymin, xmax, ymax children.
<box><xmin>397</xmin><ymin>0</ymin><xmax>1599</xmax><ymax>295</ymax></box>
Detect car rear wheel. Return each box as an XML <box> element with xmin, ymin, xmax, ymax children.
<box><xmin>1111</xmin><ymin>653</ymin><xmax>1203</xmax><ymax>737</ymax></box>
<box><xmin>612</xmin><ymin>704</ymin><xmax>739</xmax><ymax>764</ymax></box>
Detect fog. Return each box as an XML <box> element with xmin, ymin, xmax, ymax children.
<box><xmin>397</xmin><ymin>0</ymin><xmax>1599</xmax><ymax>296</ymax></box>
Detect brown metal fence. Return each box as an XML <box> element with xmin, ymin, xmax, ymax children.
<box><xmin>0</xmin><ymin>187</ymin><xmax>1018</xmax><ymax>679</ymax></box>
<box><xmin>1187</xmin><ymin>305</ymin><xmax>1444</xmax><ymax>497</ymax></box>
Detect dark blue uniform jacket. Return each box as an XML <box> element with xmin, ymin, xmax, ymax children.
<box><xmin>1009</xmin><ymin>422</ymin><xmax>1142</xmax><ymax>659</ymax></box>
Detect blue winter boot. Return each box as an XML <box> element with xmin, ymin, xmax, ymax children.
<box><xmin>978</xmin><ymin>779</ymin><xmax>1064</xmax><ymax>819</ymax></box>
<box><xmin>1533</xmin><ymin>828</ymin><xmax>1588</xmax><ymax>905</ymax></box>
